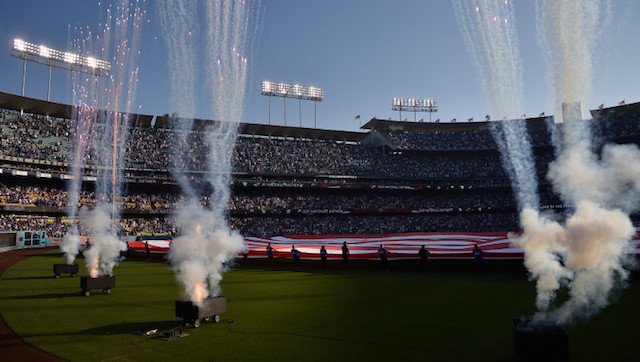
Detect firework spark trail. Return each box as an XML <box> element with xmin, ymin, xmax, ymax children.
<box><xmin>160</xmin><ymin>0</ymin><xmax>257</xmax><ymax>305</ymax></box>
<box><xmin>536</xmin><ymin>0</ymin><xmax>608</xmax><ymax>128</ymax></box>
<box><xmin>204</xmin><ymin>0</ymin><xmax>251</xmax><ymax>226</ymax></box>
<box><xmin>453</xmin><ymin>0</ymin><xmax>539</xmax><ymax>211</ymax></box>
<box><xmin>200</xmin><ymin>0</ymin><xmax>253</xmax><ymax>298</ymax></box>
<box><xmin>60</xmin><ymin>105</ymin><xmax>94</xmax><ymax>264</ymax></box>
<box><xmin>157</xmin><ymin>0</ymin><xmax>198</xmax><ymax>200</ymax></box>
<box><xmin>61</xmin><ymin>0</ymin><xmax>147</xmax><ymax>274</ymax></box>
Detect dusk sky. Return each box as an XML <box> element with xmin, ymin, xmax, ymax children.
<box><xmin>0</xmin><ymin>0</ymin><xmax>638</xmax><ymax>132</ymax></box>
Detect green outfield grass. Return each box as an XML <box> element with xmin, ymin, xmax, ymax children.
<box><xmin>0</xmin><ymin>251</ymin><xmax>638</xmax><ymax>361</ymax></box>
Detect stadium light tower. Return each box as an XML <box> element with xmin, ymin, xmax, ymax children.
<box><xmin>392</xmin><ymin>98</ymin><xmax>438</xmax><ymax>122</ymax></box>
<box><xmin>261</xmin><ymin>81</ymin><xmax>323</xmax><ymax>128</ymax></box>
<box><xmin>11</xmin><ymin>39</ymin><xmax>110</xmax><ymax>102</ymax></box>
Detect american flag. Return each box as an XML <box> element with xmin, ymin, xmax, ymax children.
<box><xmin>112</xmin><ymin>229</ymin><xmax>640</xmax><ymax>260</ymax></box>
<box><xmin>241</xmin><ymin>230</ymin><xmax>640</xmax><ymax>260</ymax></box>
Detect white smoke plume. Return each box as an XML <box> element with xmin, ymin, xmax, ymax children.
<box><xmin>515</xmin><ymin>201</ymin><xmax>635</xmax><ymax>323</ymax></box>
<box><xmin>81</xmin><ymin>205</ymin><xmax>128</xmax><ymax>277</ymax></box>
<box><xmin>557</xmin><ymin>202</ymin><xmax>634</xmax><ymax>322</ymax></box>
<box><xmin>168</xmin><ymin>203</ymin><xmax>244</xmax><ymax>304</ymax></box>
<box><xmin>549</xmin><ymin>142</ymin><xmax>640</xmax><ymax>213</ymax></box>
<box><xmin>159</xmin><ymin>0</ymin><xmax>258</xmax><ymax>303</ymax></box>
<box><xmin>511</xmin><ymin>0</ymin><xmax>637</xmax><ymax>324</ymax></box>
<box><xmin>60</xmin><ymin>229</ymin><xmax>81</xmax><ymax>265</ymax></box>
<box><xmin>513</xmin><ymin>209</ymin><xmax>570</xmax><ymax>313</ymax></box>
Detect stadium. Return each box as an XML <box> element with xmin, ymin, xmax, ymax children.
<box><xmin>2</xmin><ymin>91</ymin><xmax>640</xmax><ymax>252</ymax></box>
<box><xmin>2</xmin><ymin>90</ymin><xmax>640</xmax><ymax>360</ymax></box>
<box><xmin>2</xmin><ymin>1</ymin><xmax>640</xmax><ymax>361</ymax></box>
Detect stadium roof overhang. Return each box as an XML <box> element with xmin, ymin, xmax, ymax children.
<box><xmin>0</xmin><ymin>91</ymin><xmax>154</xmax><ymax>127</ymax></box>
<box><xmin>153</xmin><ymin>116</ymin><xmax>367</xmax><ymax>142</ymax></box>
<box><xmin>591</xmin><ymin>101</ymin><xmax>640</xmax><ymax>120</ymax></box>
<box><xmin>364</xmin><ymin>101</ymin><xmax>640</xmax><ymax>133</ymax></box>
<box><xmin>0</xmin><ymin>91</ymin><xmax>72</xmax><ymax>119</ymax></box>
<box><xmin>1</xmin><ymin>89</ymin><xmax>365</xmax><ymax>142</ymax></box>
<box><xmin>4</xmin><ymin>90</ymin><xmax>638</xmax><ymax>140</ymax></box>
<box><xmin>361</xmin><ymin>117</ymin><xmax>551</xmax><ymax>132</ymax></box>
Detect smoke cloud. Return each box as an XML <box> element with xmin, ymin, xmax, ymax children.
<box><xmin>168</xmin><ymin>204</ymin><xmax>244</xmax><ymax>304</ymax></box>
<box><xmin>60</xmin><ymin>230</ymin><xmax>81</xmax><ymax>265</ymax></box>
<box><xmin>549</xmin><ymin>142</ymin><xmax>640</xmax><ymax>213</ymax></box>
<box><xmin>515</xmin><ymin>201</ymin><xmax>635</xmax><ymax>323</ymax></box>
<box><xmin>510</xmin><ymin>0</ymin><xmax>636</xmax><ymax>324</ymax></box>
<box><xmin>81</xmin><ymin>205</ymin><xmax>128</xmax><ymax>277</ymax></box>
<box><xmin>454</xmin><ymin>0</ymin><xmax>635</xmax><ymax>324</ymax></box>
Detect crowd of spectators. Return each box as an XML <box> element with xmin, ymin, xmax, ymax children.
<box><xmin>0</xmin><ymin>211</ymin><xmax>519</xmax><ymax>239</ymax></box>
<box><xmin>379</xmin><ymin>121</ymin><xmax>556</xmax><ymax>151</ymax></box>
<box><xmin>4</xmin><ymin>181</ymin><xmax>565</xmax><ymax>214</ymax></box>
<box><xmin>0</xmin><ymin>214</ymin><xmax>67</xmax><ymax>237</ymax></box>
<box><xmin>2</xmin><ymin>105</ymin><xmax>640</xmax><ymax>238</ymax></box>
<box><xmin>3</xmin><ymin>108</ymin><xmax>639</xmax><ymax>181</ymax></box>
<box><xmin>380</xmin><ymin>114</ymin><xmax>640</xmax><ymax>152</ymax></box>
<box><xmin>0</xmin><ymin>110</ymin><xmax>69</xmax><ymax>161</ymax></box>
<box><xmin>232</xmin><ymin>212</ymin><xmax>520</xmax><ymax>237</ymax></box>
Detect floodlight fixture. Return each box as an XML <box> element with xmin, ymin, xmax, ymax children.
<box><xmin>261</xmin><ymin>81</ymin><xmax>323</xmax><ymax>127</ymax></box>
<box><xmin>261</xmin><ymin>81</ymin><xmax>323</xmax><ymax>102</ymax></box>
<box><xmin>12</xmin><ymin>39</ymin><xmax>110</xmax><ymax>74</ymax></box>
<box><xmin>392</xmin><ymin>98</ymin><xmax>437</xmax><ymax>112</ymax></box>
<box><xmin>12</xmin><ymin>38</ymin><xmax>111</xmax><ymax>101</ymax></box>
<box><xmin>392</xmin><ymin>97</ymin><xmax>438</xmax><ymax>122</ymax></box>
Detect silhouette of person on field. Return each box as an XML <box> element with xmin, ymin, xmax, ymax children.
<box><xmin>320</xmin><ymin>245</ymin><xmax>328</xmax><ymax>269</ymax></box>
<box><xmin>378</xmin><ymin>244</ymin><xmax>389</xmax><ymax>272</ymax></box>
<box><xmin>473</xmin><ymin>244</ymin><xmax>484</xmax><ymax>274</ymax></box>
<box><xmin>291</xmin><ymin>245</ymin><xmax>300</xmax><ymax>269</ymax></box>
<box><xmin>342</xmin><ymin>242</ymin><xmax>349</xmax><ymax>270</ymax></box>
<box><xmin>266</xmin><ymin>243</ymin><xmax>275</xmax><ymax>263</ymax></box>
<box><xmin>419</xmin><ymin>245</ymin><xmax>431</xmax><ymax>271</ymax></box>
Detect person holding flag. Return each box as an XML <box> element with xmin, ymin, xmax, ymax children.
<box><xmin>342</xmin><ymin>242</ymin><xmax>349</xmax><ymax>270</ymax></box>
<box><xmin>320</xmin><ymin>245</ymin><xmax>328</xmax><ymax>269</ymax></box>
<box><xmin>419</xmin><ymin>245</ymin><xmax>431</xmax><ymax>271</ymax></box>
<box><xmin>291</xmin><ymin>245</ymin><xmax>300</xmax><ymax>269</ymax></box>
<box><xmin>266</xmin><ymin>243</ymin><xmax>275</xmax><ymax>263</ymax></box>
<box><xmin>378</xmin><ymin>244</ymin><xmax>390</xmax><ymax>272</ymax></box>
<box><xmin>472</xmin><ymin>244</ymin><xmax>484</xmax><ymax>274</ymax></box>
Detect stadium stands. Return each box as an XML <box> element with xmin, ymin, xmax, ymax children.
<box><xmin>1</xmin><ymin>92</ymin><xmax>639</xmax><ymax>238</ymax></box>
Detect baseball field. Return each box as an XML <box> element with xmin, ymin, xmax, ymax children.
<box><xmin>0</xmin><ymin>249</ymin><xmax>638</xmax><ymax>361</ymax></box>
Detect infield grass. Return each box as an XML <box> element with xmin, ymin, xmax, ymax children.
<box><xmin>0</xmin><ymin>250</ymin><xmax>638</xmax><ymax>361</ymax></box>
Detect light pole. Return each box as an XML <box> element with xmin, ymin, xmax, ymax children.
<box><xmin>261</xmin><ymin>81</ymin><xmax>323</xmax><ymax>127</ymax></box>
<box><xmin>392</xmin><ymin>98</ymin><xmax>438</xmax><ymax>122</ymax></box>
<box><xmin>11</xmin><ymin>39</ymin><xmax>110</xmax><ymax>105</ymax></box>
